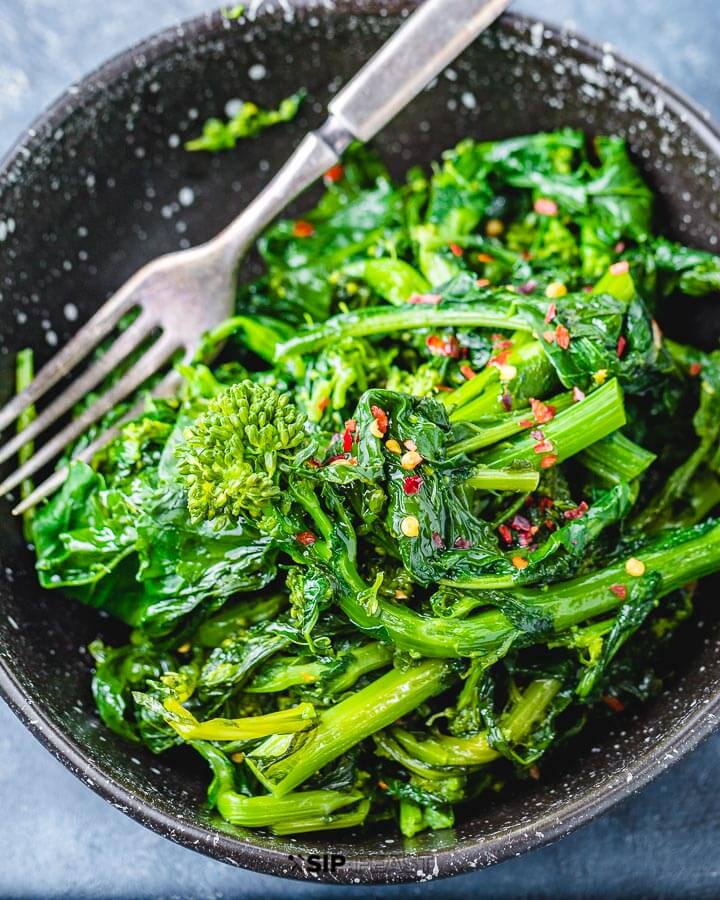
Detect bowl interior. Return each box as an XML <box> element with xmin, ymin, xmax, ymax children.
<box><xmin>1</xmin><ymin>2</ymin><xmax>720</xmax><ymax>883</ymax></box>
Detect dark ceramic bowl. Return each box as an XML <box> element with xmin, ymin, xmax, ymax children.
<box><xmin>1</xmin><ymin>1</ymin><xmax>720</xmax><ymax>884</ymax></box>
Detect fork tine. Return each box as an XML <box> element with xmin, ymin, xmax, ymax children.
<box><xmin>0</xmin><ymin>287</ymin><xmax>138</xmax><ymax>434</ymax></box>
<box><xmin>11</xmin><ymin>370</ymin><xmax>184</xmax><ymax>516</ymax></box>
<box><xmin>0</xmin><ymin>313</ymin><xmax>157</xmax><ymax>466</ymax></box>
<box><xmin>0</xmin><ymin>335</ymin><xmax>181</xmax><ymax>499</ymax></box>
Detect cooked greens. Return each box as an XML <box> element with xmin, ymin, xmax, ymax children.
<box><xmin>23</xmin><ymin>130</ymin><xmax>720</xmax><ymax>838</ymax></box>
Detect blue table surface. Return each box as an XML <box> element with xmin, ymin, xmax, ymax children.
<box><xmin>2</xmin><ymin>1</ymin><xmax>720</xmax><ymax>897</ymax></box>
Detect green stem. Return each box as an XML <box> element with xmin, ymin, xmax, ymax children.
<box><xmin>274</xmin><ymin>304</ymin><xmax>531</xmax><ymax>360</ymax></box>
<box><xmin>578</xmin><ymin>431</ymin><xmax>656</xmax><ymax>484</ymax></box>
<box><xmin>465</xmin><ymin>466</ymin><xmax>539</xmax><ymax>492</ymax></box>
<box><xmin>448</xmin><ymin>390</ymin><xmax>575</xmax><ymax>457</ymax></box>
<box><xmin>216</xmin><ymin>788</ymin><xmax>365</xmax><ymax>828</ymax></box>
<box><xmin>392</xmin><ymin>678</ymin><xmax>561</xmax><ymax>766</ymax></box>
<box><xmin>164</xmin><ymin>699</ymin><xmax>317</xmax><ymax>742</ymax></box>
<box><xmin>337</xmin><ymin>519</ymin><xmax>720</xmax><ymax>658</ymax></box>
<box><xmin>476</xmin><ymin>379</ymin><xmax>626</xmax><ymax>471</ymax></box>
<box><xmin>252</xmin><ymin>660</ymin><xmax>453</xmax><ymax>796</ymax></box>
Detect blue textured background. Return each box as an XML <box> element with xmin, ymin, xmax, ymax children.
<box><xmin>1</xmin><ymin>1</ymin><xmax>720</xmax><ymax>897</ymax></box>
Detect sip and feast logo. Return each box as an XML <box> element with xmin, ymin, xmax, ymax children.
<box><xmin>287</xmin><ymin>852</ymin><xmax>347</xmax><ymax>875</ymax></box>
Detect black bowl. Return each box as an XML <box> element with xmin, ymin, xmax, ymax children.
<box><xmin>1</xmin><ymin>1</ymin><xmax>720</xmax><ymax>884</ymax></box>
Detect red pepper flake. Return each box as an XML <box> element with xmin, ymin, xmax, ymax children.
<box><xmin>492</xmin><ymin>336</ymin><xmax>514</xmax><ymax>351</ymax></box>
<box><xmin>563</xmin><ymin>500</ymin><xmax>589</xmax><ymax>520</ymax></box>
<box><xmin>540</xmin><ymin>454</ymin><xmax>558</xmax><ymax>469</ymax></box>
<box><xmin>518</xmin><ymin>280</ymin><xmax>537</xmax><ymax>295</ymax></box>
<box><xmin>555</xmin><ymin>324</ymin><xmax>570</xmax><ymax>350</ymax></box>
<box><xmin>530</xmin><ymin>429</ymin><xmax>544</xmax><ymax>441</ymax></box>
<box><xmin>402</xmin><ymin>475</ymin><xmax>423</xmax><ymax>495</ymax></box>
<box><xmin>317</xmin><ymin>396</ymin><xmax>329</xmax><ymax>413</ymax></box>
<box><xmin>449</xmin><ymin>242</ymin><xmax>464</xmax><ymax>257</ymax></box>
<box><xmin>511</xmin><ymin>555</ymin><xmax>529</xmax><ymax>570</ymax></box>
<box><xmin>323</xmin><ymin>163</ymin><xmax>344</xmax><ymax>183</ymax></box>
<box><xmin>609</xmin><ymin>260</ymin><xmax>630</xmax><ymax>275</ymax></box>
<box><xmin>543</xmin><ymin>329</ymin><xmax>556</xmax><ymax>344</ymax></box>
<box><xmin>528</xmin><ymin>765</ymin><xmax>541</xmax><ymax>781</ymax></box>
<box><xmin>538</xmin><ymin>496</ymin><xmax>554</xmax><ymax>511</ymax></box>
<box><xmin>689</xmin><ymin>361</ymin><xmax>702</xmax><ymax>377</ymax></box>
<box><xmin>602</xmin><ymin>695</ymin><xmax>625</xmax><ymax>714</ymax></box>
<box><xmin>530</xmin><ymin>397</ymin><xmax>556</xmax><ymax>424</ymax></box>
<box><xmin>616</xmin><ymin>335</ymin><xmax>627</xmax><ymax>358</ymax></box>
<box><xmin>533</xmin><ymin>439</ymin><xmax>554</xmax><ymax>454</ymax></box>
<box><xmin>407</xmin><ymin>292</ymin><xmax>442</xmax><ymax>305</ymax></box>
<box><xmin>403</xmin><ymin>439</ymin><xmax>417</xmax><ymax>452</ymax></box>
<box><xmin>435</xmin><ymin>384</ymin><xmax>454</xmax><ymax>393</ymax></box>
<box><xmin>544</xmin><ymin>302</ymin><xmax>557</xmax><ymax>324</ymax></box>
<box><xmin>476</xmin><ymin>252</ymin><xmax>495</xmax><ymax>263</ymax></box>
<box><xmin>426</xmin><ymin>334</ymin><xmax>461</xmax><ymax>358</ymax></box>
<box><xmin>614</xmin><ymin>241</ymin><xmax>626</xmax><ymax>254</ymax></box>
<box><xmin>431</xmin><ymin>532</ymin><xmax>445</xmax><ymax>549</ymax></box>
<box><xmin>305</xmin><ymin>458</ymin><xmax>322</xmax><ymax>468</ymax></box>
<box><xmin>378</xmin><ymin>780</ymin><xmax>389</xmax><ymax>791</ymax></box>
<box><xmin>454</xmin><ymin>536</ymin><xmax>472</xmax><ymax>549</ymax></box>
<box><xmin>370</xmin><ymin>405</ymin><xmax>388</xmax><ymax>438</ymax></box>
<box><xmin>342</xmin><ymin>428</ymin><xmax>353</xmax><ymax>453</ymax></box>
<box><xmin>296</xmin><ymin>531</ymin><xmax>317</xmax><ymax>546</ymax></box>
<box><xmin>498</xmin><ymin>524</ymin><xmax>513</xmax><ymax>545</ymax></box>
<box><xmin>534</xmin><ymin>197</ymin><xmax>558</xmax><ymax>216</ymax></box>
<box><xmin>476</xmin><ymin>278</ymin><xmax>491</xmax><ymax>288</ymax></box>
<box><xmin>292</xmin><ymin>219</ymin><xmax>315</xmax><ymax>238</ymax></box>
<box><xmin>610</xmin><ymin>584</ymin><xmax>628</xmax><ymax>600</ymax></box>
<box><xmin>501</xmin><ymin>390</ymin><xmax>513</xmax><ymax>412</ymax></box>
<box><xmin>545</xmin><ymin>519</ymin><xmax>555</xmax><ymax>530</ymax></box>
<box><xmin>344</xmin><ymin>418</ymin><xmax>357</xmax><ymax>433</ymax></box>
<box><xmin>511</xmin><ymin>514</ymin><xmax>531</xmax><ymax>532</ymax></box>
<box><xmin>460</xmin><ymin>363</ymin><xmax>476</xmax><ymax>380</ymax></box>
<box><xmin>518</xmin><ymin>418</ymin><xmax>534</xmax><ymax>429</ymax></box>
<box><xmin>572</xmin><ymin>386</ymin><xmax>586</xmax><ymax>403</ymax></box>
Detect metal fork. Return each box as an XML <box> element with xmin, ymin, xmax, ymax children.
<box><xmin>1</xmin><ymin>0</ymin><xmax>510</xmax><ymax>516</ymax></box>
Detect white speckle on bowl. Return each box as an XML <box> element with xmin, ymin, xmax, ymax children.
<box><xmin>178</xmin><ymin>186</ymin><xmax>195</xmax><ymax>207</ymax></box>
<box><xmin>46</xmin><ymin>330</ymin><xmax>58</xmax><ymax>347</ymax></box>
<box><xmin>63</xmin><ymin>303</ymin><xmax>79</xmax><ymax>322</ymax></box>
<box><xmin>249</xmin><ymin>63</ymin><xmax>267</xmax><ymax>81</ymax></box>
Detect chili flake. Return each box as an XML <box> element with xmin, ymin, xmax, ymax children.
<box><xmin>518</xmin><ymin>280</ymin><xmax>537</xmax><ymax>295</ymax></box>
<box><xmin>431</xmin><ymin>532</ymin><xmax>445</xmax><ymax>549</ymax></box>
<box><xmin>370</xmin><ymin>405</ymin><xmax>388</xmax><ymax>438</ymax></box>
<box><xmin>501</xmin><ymin>389</ymin><xmax>513</xmax><ymax>411</ymax></box>
<box><xmin>530</xmin><ymin>397</ymin><xmax>556</xmax><ymax>424</ymax></box>
<box><xmin>454</xmin><ymin>536</ymin><xmax>472</xmax><ymax>549</ymax></box>
<box><xmin>555</xmin><ymin>324</ymin><xmax>571</xmax><ymax>349</ymax></box>
<box><xmin>610</xmin><ymin>584</ymin><xmax>628</xmax><ymax>600</ymax></box>
<box><xmin>403</xmin><ymin>439</ymin><xmax>417</xmax><ymax>451</ymax></box>
<box><xmin>528</xmin><ymin>765</ymin><xmax>541</xmax><ymax>781</ymax></box>
<box><xmin>342</xmin><ymin>428</ymin><xmax>354</xmax><ymax>452</ymax></box>
<box><xmin>426</xmin><ymin>334</ymin><xmax>461</xmax><ymax>358</ymax></box>
<box><xmin>511</xmin><ymin>514</ymin><xmax>531</xmax><ymax>532</ymax></box>
<box><xmin>545</xmin><ymin>281</ymin><xmax>567</xmax><ymax>299</ymax></box>
<box><xmin>400</xmin><ymin>515</ymin><xmax>420</xmax><ymax>538</ymax></box>
<box><xmin>460</xmin><ymin>363</ymin><xmax>477</xmax><ymax>380</ymax></box>
<box><xmin>534</xmin><ymin>197</ymin><xmax>558</xmax><ymax>216</ymax></box>
<box><xmin>476</xmin><ymin>278</ymin><xmax>491</xmax><ymax>288</ymax></box>
<box><xmin>543</xmin><ymin>329</ymin><xmax>556</xmax><ymax>344</ymax></box>
<box><xmin>602</xmin><ymin>695</ymin><xmax>625</xmax><ymax>713</ymax></box>
<box><xmin>328</xmin><ymin>455</ymin><xmax>357</xmax><ymax>466</ymax></box>
<box><xmin>563</xmin><ymin>501</ymin><xmax>589</xmax><ymax>520</ymax></box>
<box><xmin>385</xmin><ymin>439</ymin><xmax>402</xmax><ymax>454</ymax></box>
<box><xmin>609</xmin><ymin>260</ymin><xmax>629</xmax><ymax>275</ymax></box>
<box><xmin>614</xmin><ymin>241</ymin><xmax>626</xmax><ymax>254</ymax></box>
<box><xmin>323</xmin><ymin>163</ymin><xmax>344</xmax><ymax>183</ymax></box>
<box><xmin>689</xmin><ymin>361</ymin><xmax>702</xmax><ymax>377</ymax></box>
<box><xmin>572</xmin><ymin>386</ymin><xmax>586</xmax><ymax>403</ymax></box>
<box><xmin>519</xmin><ymin>418</ymin><xmax>534</xmax><ymax>428</ymax></box>
<box><xmin>616</xmin><ymin>335</ymin><xmax>627</xmax><ymax>358</ymax></box>
<box><xmin>511</xmin><ymin>555</ymin><xmax>529</xmax><ymax>570</ymax></box>
<box><xmin>401</xmin><ymin>450</ymin><xmax>423</xmax><ymax>470</ymax></box>
<box><xmin>449</xmin><ymin>242</ymin><xmax>464</xmax><ymax>257</ymax></box>
<box><xmin>292</xmin><ymin>219</ymin><xmax>315</xmax><ymax>238</ymax></box>
<box><xmin>498</xmin><ymin>524</ymin><xmax>513</xmax><ymax>545</ymax></box>
<box><xmin>544</xmin><ymin>302</ymin><xmax>557</xmax><ymax>324</ymax></box>
<box><xmin>296</xmin><ymin>531</ymin><xmax>317</xmax><ymax>546</ymax></box>
<box><xmin>540</xmin><ymin>454</ymin><xmax>558</xmax><ymax>469</ymax></box>
<box><xmin>533</xmin><ymin>439</ymin><xmax>554</xmax><ymax>454</ymax></box>
<box><xmin>403</xmin><ymin>475</ymin><xmax>423</xmax><ymax>495</ymax></box>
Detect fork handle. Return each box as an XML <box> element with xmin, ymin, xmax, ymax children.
<box><xmin>328</xmin><ymin>0</ymin><xmax>512</xmax><ymax>142</ymax></box>
<box><xmin>215</xmin><ymin>0</ymin><xmax>510</xmax><ymax>261</ymax></box>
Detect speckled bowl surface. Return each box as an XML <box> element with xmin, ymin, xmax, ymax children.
<box><xmin>1</xmin><ymin>0</ymin><xmax>720</xmax><ymax>884</ymax></box>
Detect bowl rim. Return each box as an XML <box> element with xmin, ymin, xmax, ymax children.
<box><xmin>1</xmin><ymin>0</ymin><xmax>720</xmax><ymax>884</ymax></box>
